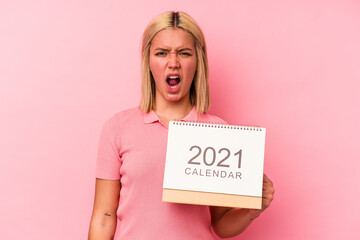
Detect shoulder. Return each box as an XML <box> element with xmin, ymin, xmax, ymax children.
<box><xmin>198</xmin><ymin>111</ymin><xmax>227</xmax><ymax>124</ymax></box>
<box><xmin>101</xmin><ymin>107</ymin><xmax>143</xmax><ymax>130</ymax></box>
<box><xmin>112</xmin><ymin>106</ymin><xmax>142</xmax><ymax>121</ymax></box>
<box><xmin>106</xmin><ymin>106</ymin><xmax>142</xmax><ymax>123</ymax></box>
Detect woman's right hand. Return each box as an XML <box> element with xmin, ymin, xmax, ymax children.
<box><xmin>88</xmin><ymin>179</ymin><xmax>121</xmax><ymax>240</ymax></box>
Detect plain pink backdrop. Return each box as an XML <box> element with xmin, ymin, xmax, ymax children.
<box><xmin>1</xmin><ymin>0</ymin><xmax>359</xmax><ymax>239</ymax></box>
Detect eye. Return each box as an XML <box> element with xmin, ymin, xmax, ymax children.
<box><xmin>179</xmin><ymin>52</ymin><xmax>192</xmax><ymax>56</ymax></box>
<box><xmin>155</xmin><ymin>52</ymin><xmax>167</xmax><ymax>56</ymax></box>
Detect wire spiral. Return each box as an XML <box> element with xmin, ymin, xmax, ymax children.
<box><xmin>171</xmin><ymin>121</ymin><xmax>263</xmax><ymax>131</ymax></box>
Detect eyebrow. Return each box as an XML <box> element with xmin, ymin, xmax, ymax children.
<box><xmin>154</xmin><ymin>48</ymin><xmax>193</xmax><ymax>52</ymax></box>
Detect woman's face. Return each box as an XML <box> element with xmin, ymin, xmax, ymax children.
<box><xmin>149</xmin><ymin>28</ymin><xmax>197</xmax><ymax>105</ymax></box>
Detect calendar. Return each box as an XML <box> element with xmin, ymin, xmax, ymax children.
<box><xmin>162</xmin><ymin>121</ymin><xmax>266</xmax><ymax>209</ymax></box>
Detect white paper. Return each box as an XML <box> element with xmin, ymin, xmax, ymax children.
<box><xmin>163</xmin><ymin>121</ymin><xmax>266</xmax><ymax>197</ymax></box>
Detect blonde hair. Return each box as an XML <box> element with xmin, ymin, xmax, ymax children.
<box><xmin>140</xmin><ymin>11</ymin><xmax>210</xmax><ymax>114</ymax></box>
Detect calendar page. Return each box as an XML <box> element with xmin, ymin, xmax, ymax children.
<box><xmin>162</xmin><ymin>121</ymin><xmax>266</xmax><ymax>209</ymax></box>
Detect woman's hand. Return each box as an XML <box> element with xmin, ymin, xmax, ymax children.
<box><xmin>210</xmin><ymin>173</ymin><xmax>274</xmax><ymax>238</ymax></box>
<box><xmin>248</xmin><ymin>174</ymin><xmax>275</xmax><ymax>220</ymax></box>
<box><xmin>88</xmin><ymin>179</ymin><xmax>120</xmax><ymax>240</ymax></box>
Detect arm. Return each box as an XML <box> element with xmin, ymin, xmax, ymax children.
<box><xmin>88</xmin><ymin>178</ymin><xmax>121</xmax><ymax>240</ymax></box>
<box><xmin>210</xmin><ymin>174</ymin><xmax>275</xmax><ymax>238</ymax></box>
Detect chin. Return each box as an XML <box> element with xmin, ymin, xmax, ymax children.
<box><xmin>166</xmin><ymin>97</ymin><xmax>182</xmax><ymax>102</ymax></box>
<box><xmin>165</xmin><ymin>94</ymin><xmax>184</xmax><ymax>102</ymax></box>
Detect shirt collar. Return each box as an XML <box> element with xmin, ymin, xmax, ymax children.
<box><xmin>143</xmin><ymin>106</ymin><xmax>198</xmax><ymax>124</ymax></box>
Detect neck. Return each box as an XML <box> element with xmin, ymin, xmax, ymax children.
<box><xmin>154</xmin><ymin>96</ymin><xmax>193</xmax><ymax>127</ymax></box>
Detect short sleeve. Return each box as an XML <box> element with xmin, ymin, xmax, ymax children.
<box><xmin>95</xmin><ymin>116</ymin><xmax>121</xmax><ymax>180</ymax></box>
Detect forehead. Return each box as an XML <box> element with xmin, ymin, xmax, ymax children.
<box><xmin>151</xmin><ymin>28</ymin><xmax>195</xmax><ymax>49</ymax></box>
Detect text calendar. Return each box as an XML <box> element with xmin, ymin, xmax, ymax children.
<box><xmin>162</xmin><ymin>121</ymin><xmax>266</xmax><ymax>209</ymax></box>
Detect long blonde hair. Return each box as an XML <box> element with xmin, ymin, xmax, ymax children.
<box><xmin>140</xmin><ymin>11</ymin><xmax>210</xmax><ymax>114</ymax></box>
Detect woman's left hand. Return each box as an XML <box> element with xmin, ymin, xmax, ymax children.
<box><xmin>248</xmin><ymin>173</ymin><xmax>275</xmax><ymax>219</ymax></box>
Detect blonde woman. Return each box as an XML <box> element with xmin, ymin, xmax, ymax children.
<box><xmin>88</xmin><ymin>11</ymin><xmax>274</xmax><ymax>240</ymax></box>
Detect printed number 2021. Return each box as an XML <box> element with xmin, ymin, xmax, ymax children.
<box><xmin>188</xmin><ymin>145</ymin><xmax>242</xmax><ymax>168</ymax></box>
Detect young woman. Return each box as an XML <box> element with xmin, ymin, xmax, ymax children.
<box><xmin>88</xmin><ymin>11</ymin><xmax>274</xmax><ymax>240</ymax></box>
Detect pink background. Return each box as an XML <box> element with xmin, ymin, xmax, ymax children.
<box><xmin>1</xmin><ymin>0</ymin><xmax>359</xmax><ymax>239</ymax></box>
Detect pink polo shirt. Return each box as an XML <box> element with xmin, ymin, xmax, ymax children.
<box><xmin>96</xmin><ymin>106</ymin><xmax>225</xmax><ymax>240</ymax></box>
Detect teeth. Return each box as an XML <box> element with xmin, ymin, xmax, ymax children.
<box><xmin>169</xmin><ymin>76</ymin><xmax>179</xmax><ymax>79</ymax></box>
<box><xmin>170</xmin><ymin>86</ymin><xmax>177</xmax><ymax>89</ymax></box>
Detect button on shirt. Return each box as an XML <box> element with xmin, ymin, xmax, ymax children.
<box><xmin>96</xmin><ymin>107</ymin><xmax>225</xmax><ymax>240</ymax></box>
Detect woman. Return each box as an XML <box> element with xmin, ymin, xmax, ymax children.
<box><xmin>88</xmin><ymin>11</ymin><xmax>274</xmax><ymax>240</ymax></box>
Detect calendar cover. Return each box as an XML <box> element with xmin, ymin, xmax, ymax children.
<box><xmin>162</xmin><ymin>121</ymin><xmax>266</xmax><ymax>209</ymax></box>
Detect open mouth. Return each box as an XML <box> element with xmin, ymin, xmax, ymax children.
<box><xmin>166</xmin><ymin>75</ymin><xmax>181</xmax><ymax>89</ymax></box>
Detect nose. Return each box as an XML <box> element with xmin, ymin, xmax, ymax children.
<box><xmin>168</xmin><ymin>53</ymin><xmax>179</xmax><ymax>68</ymax></box>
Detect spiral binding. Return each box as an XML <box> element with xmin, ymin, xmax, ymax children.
<box><xmin>171</xmin><ymin>120</ymin><xmax>263</xmax><ymax>131</ymax></box>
